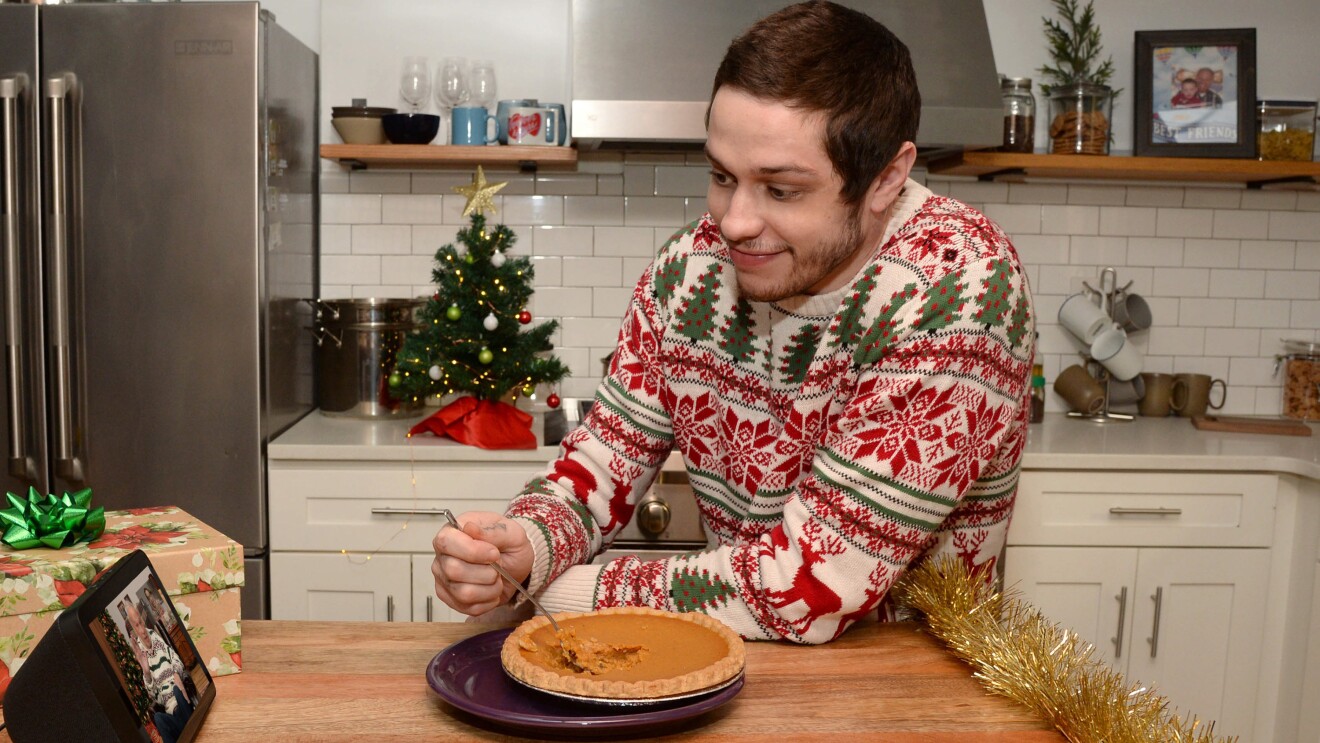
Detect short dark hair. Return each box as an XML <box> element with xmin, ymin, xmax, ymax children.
<box><xmin>710</xmin><ymin>0</ymin><xmax>921</xmax><ymax>206</ymax></box>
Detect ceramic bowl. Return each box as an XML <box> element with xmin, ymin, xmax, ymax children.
<box><xmin>331</xmin><ymin>104</ymin><xmax>395</xmax><ymax>145</ymax></box>
<box><xmin>382</xmin><ymin>113</ymin><xmax>441</xmax><ymax>145</ymax></box>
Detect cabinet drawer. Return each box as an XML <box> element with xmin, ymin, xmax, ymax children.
<box><xmin>269</xmin><ymin>460</ymin><xmax>547</xmax><ymax>551</ymax></box>
<box><xmin>1007</xmin><ymin>472</ymin><xmax>1277</xmax><ymax>547</ymax></box>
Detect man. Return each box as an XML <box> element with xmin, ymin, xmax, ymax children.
<box><xmin>1195</xmin><ymin>67</ymin><xmax>1223</xmax><ymax>108</ymax></box>
<box><xmin>125</xmin><ymin>599</ymin><xmax>194</xmax><ymax>742</ymax></box>
<box><xmin>433</xmin><ymin>0</ymin><xmax>1034</xmax><ymax>644</ymax></box>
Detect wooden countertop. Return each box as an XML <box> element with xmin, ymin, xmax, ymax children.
<box><xmin>1</xmin><ymin>620</ymin><xmax>1063</xmax><ymax>741</ymax></box>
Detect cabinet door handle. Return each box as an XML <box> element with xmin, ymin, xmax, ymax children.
<box><xmin>386</xmin><ymin>594</ymin><xmax>395</xmax><ymax>622</ymax></box>
<box><xmin>370</xmin><ymin>507</ymin><xmax>448</xmax><ymax>517</ymax></box>
<box><xmin>1148</xmin><ymin>586</ymin><xmax>1163</xmax><ymax>658</ymax></box>
<box><xmin>426</xmin><ymin>596</ymin><xmax>433</xmax><ymax>622</ymax></box>
<box><xmin>1108</xmin><ymin>507</ymin><xmax>1182</xmax><ymax>516</ymax></box>
<box><xmin>1113</xmin><ymin>586</ymin><xmax>1127</xmax><ymax>659</ymax></box>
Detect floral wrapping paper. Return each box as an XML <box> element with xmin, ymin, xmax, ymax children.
<box><xmin>0</xmin><ymin>506</ymin><xmax>244</xmax><ymax>703</ymax></box>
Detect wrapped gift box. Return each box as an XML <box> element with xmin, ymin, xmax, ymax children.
<box><xmin>0</xmin><ymin>505</ymin><xmax>243</xmax><ymax>703</ymax></box>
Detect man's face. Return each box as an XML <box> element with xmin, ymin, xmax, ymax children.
<box><xmin>704</xmin><ymin>88</ymin><xmax>886</xmax><ymax>302</ymax></box>
<box><xmin>1195</xmin><ymin>70</ymin><xmax>1214</xmax><ymax>91</ymax></box>
<box><xmin>125</xmin><ymin>603</ymin><xmax>148</xmax><ymax>645</ymax></box>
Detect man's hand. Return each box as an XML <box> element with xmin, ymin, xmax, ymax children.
<box><xmin>432</xmin><ymin>511</ymin><xmax>533</xmax><ymax>616</ymax></box>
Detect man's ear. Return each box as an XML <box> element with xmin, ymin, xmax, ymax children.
<box><xmin>864</xmin><ymin>141</ymin><xmax>917</xmax><ymax>218</ymax></box>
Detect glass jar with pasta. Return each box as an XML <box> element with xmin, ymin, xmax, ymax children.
<box><xmin>1256</xmin><ymin>100</ymin><xmax>1317</xmax><ymax>161</ymax></box>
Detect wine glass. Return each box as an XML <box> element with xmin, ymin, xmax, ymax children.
<box><xmin>435</xmin><ymin>57</ymin><xmax>470</xmax><ymax>111</ymax></box>
<box><xmin>399</xmin><ymin>56</ymin><xmax>430</xmax><ymax>114</ymax></box>
<box><xmin>467</xmin><ymin>60</ymin><xmax>497</xmax><ymax>110</ymax></box>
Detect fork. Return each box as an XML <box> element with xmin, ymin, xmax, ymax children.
<box><xmin>438</xmin><ymin>509</ymin><xmax>562</xmax><ymax>634</ymax></box>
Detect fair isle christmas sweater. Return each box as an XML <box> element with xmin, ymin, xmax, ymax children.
<box><xmin>508</xmin><ymin>180</ymin><xmax>1035</xmax><ymax>644</ymax></box>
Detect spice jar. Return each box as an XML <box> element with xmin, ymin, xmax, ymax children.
<box><xmin>1257</xmin><ymin>100</ymin><xmax>1317</xmax><ymax>161</ymax></box>
<box><xmin>1275</xmin><ymin>339</ymin><xmax>1320</xmax><ymax>420</ymax></box>
<box><xmin>999</xmin><ymin>77</ymin><xmax>1035</xmax><ymax>153</ymax></box>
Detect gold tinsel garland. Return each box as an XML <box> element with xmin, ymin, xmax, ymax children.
<box><xmin>893</xmin><ymin>556</ymin><xmax>1235</xmax><ymax>743</ymax></box>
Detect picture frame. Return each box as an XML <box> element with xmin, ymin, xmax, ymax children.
<box><xmin>1133</xmin><ymin>28</ymin><xmax>1256</xmax><ymax>158</ymax></box>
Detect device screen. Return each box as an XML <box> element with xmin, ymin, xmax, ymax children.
<box><xmin>85</xmin><ymin>568</ymin><xmax>213</xmax><ymax>743</ymax></box>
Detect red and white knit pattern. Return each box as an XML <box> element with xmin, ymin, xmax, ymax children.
<box><xmin>507</xmin><ymin>180</ymin><xmax>1034</xmax><ymax>643</ymax></box>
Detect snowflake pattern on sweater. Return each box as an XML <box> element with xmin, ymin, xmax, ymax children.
<box><xmin>507</xmin><ymin>181</ymin><xmax>1034</xmax><ymax>644</ymax></box>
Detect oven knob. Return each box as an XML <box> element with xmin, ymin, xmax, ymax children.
<box><xmin>637</xmin><ymin>498</ymin><xmax>671</xmax><ymax>537</ymax></box>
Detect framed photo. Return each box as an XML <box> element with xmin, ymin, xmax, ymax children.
<box><xmin>1133</xmin><ymin>28</ymin><xmax>1256</xmax><ymax>158</ymax></box>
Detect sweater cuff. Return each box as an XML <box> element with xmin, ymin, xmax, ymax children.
<box><xmin>539</xmin><ymin>564</ymin><xmax>603</xmax><ymax>614</ymax></box>
<box><xmin>509</xmin><ymin>516</ymin><xmax>553</xmax><ymax>598</ymax></box>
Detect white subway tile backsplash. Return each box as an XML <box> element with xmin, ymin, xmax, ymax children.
<box><xmin>1155</xmin><ymin>208</ymin><xmax>1215</xmax><ymax>238</ymax></box>
<box><xmin>1098</xmin><ymin>207</ymin><xmax>1157</xmax><ymax>236</ymax></box>
<box><xmin>322</xmin><ymin>193</ymin><xmax>381</xmax><ymax>224</ymax></box>
<box><xmin>1265</xmin><ymin>270</ymin><xmax>1320</xmax><ymax>299</ymax></box>
<box><xmin>1234</xmin><ymin>299</ymin><xmax>1292</xmax><ymax>327</ymax></box>
<box><xmin>502</xmin><ymin>195</ymin><xmax>565</xmax><ymax>226</ymax></box>
<box><xmin>325</xmin><ymin>165</ymin><xmax>1320</xmax><ymax>416</ymax></box>
<box><xmin>561</xmin><ymin>257</ymin><xmax>623</xmax><ymax>287</ymax></box>
<box><xmin>564</xmin><ymin>196</ymin><xmax>625</xmax><ymax>225</ymax></box>
<box><xmin>1241</xmin><ymin>190</ymin><xmax>1297</xmax><ymax>211</ymax></box>
<box><xmin>1180</xmin><ymin>297</ymin><xmax>1237</xmax><ymax>326</ymax></box>
<box><xmin>624</xmin><ymin>196</ymin><xmax>687</xmax><ymax>227</ymax></box>
<box><xmin>382</xmin><ymin>195</ymin><xmax>447</xmax><ymax>224</ymax></box>
<box><xmin>1239</xmin><ymin>239</ymin><xmax>1296</xmax><ymax>269</ymax></box>
<box><xmin>983</xmin><ymin>204</ymin><xmax>1041</xmax><ymax>235</ymax></box>
<box><xmin>1182</xmin><ymin>238</ymin><xmax>1239</xmax><ymax>268</ymax></box>
<box><xmin>1153</xmin><ymin>267</ymin><xmax>1209</xmax><ymax>297</ymax></box>
<box><xmin>351</xmin><ymin>224</ymin><xmax>412</xmax><ymax>254</ymax></box>
<box><xmin>1211</xmin><ymin>209</ymin><xmax>1269</xmax><ymax>240</ymax></box>
<box><xmin>1208</xmin><ymin>268</ymin><xmax>1264</xmax><ymax>298</ymax></box>
<box><xmin>1269</xmin><ymin>211</ymin><xmax>1320</xmax><ymax>241</ymax></box>
<box><xmin>1041</xmin><ymin>205</ymin><xmax>1099</xmax><ymax>236</ymax></box>
<box><xmin>594</xmin><ymin>226</ymin><xmax>660</xmax><ymax>257</ymax></box>
<box><xmin>532</xmin><ymin>226</ymin><xmax>593</xmax><ymax>256</ymax></box>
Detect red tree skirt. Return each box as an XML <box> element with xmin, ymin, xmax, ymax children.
<box><xmin>408</xmin><ymin>397</ymin><xmax>537</xmax><ymax>450</ymax></box>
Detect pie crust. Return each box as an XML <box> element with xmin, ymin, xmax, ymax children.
<box><xmin>500</xmin><ymin>607</ymin><xmax>745</xmax><ymax>699</ymax></box>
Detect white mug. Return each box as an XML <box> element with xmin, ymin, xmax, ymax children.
<box><xmin>1091</xmin><ymin>326</ymin><xmax>1143</xmax><ymax>381</ymax></box>
<box><xmin>506</xmin><ymin>106</ymin><xmax>557</xmax><ymax>146</ymax></box>
<box><xmin>1058</xmin><ymin>293</ymin><xmax>1110</xmax><ymax>344</ymax></box>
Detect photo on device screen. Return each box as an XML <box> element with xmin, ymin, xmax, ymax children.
<box><xmin>85</xmin><ymin>568</ymin><xmax>212</xmax><ymax>743</ymax></box>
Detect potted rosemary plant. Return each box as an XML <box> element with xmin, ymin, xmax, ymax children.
<box><xmin>1038</xmin><ymin>0</ymin><xmax>1117</xmax><ymax>155</ymax></box>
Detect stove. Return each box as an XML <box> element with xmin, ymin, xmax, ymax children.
<box><xmin>594</xmin><ymin>453</ymin><xmax>708</xmax><ymax>563</ymax></box>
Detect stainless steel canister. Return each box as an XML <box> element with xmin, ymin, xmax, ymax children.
<box><xmin>311</xmin><ymin>298</ymin><xmax>424</xmax><ymax>418</ymax></box>
<box><xmin>1275</xmin><ymin>338</ymin><xmax>1320</xmax><ymax>421</ymax></box>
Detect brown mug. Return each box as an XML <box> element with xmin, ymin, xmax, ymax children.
<box><xmin>1054</xmin><ymin>364</ymin><xmax>1105</xmax><ymax>415</ymax></box>
<box><xmin>1170</xmin><ymin>373</ymin><xmax>1226</xmax><ymax>418</ymax></box>
<box><xmin>1138</xmin><ymin>372</ymin><xmax>1174</xmax><ymax>417</ymax></box>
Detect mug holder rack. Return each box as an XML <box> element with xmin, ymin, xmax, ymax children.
<box><xmin>1065</xmin><ymin>267</ymin><xmax>1141</xmax><ymax>423</ymax></box>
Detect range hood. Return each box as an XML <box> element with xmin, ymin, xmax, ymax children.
<box><xmin>571</xmin><ymin>0</ymin><xmax>1003</xmax><ymax>154</ymax></box>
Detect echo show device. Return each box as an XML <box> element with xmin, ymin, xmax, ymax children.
<box><xmin>5</xmin><ymin>549</ymin><xmax>215</xmax><ymax>742</ymax></box>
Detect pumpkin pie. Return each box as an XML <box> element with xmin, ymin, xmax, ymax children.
<box><xmin>500</xmin><ymin>606</ymin><xmax>745</xmax><ymax>700</ymax></box>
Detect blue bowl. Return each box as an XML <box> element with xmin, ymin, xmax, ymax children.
<box><xmin>382</xmin><ymin>113</ymin><xmax>440</xmax><ymax>145</ymax></box>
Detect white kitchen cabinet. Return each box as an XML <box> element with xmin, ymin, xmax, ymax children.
<box><xmin>270</xmin><ymin>552</ymin><xmax>413</xmax><ymax>622</ymax></box>
<box><xmin>1003</xmin><ymin>471</ymin><xmax>1277</xmax><ymax>740</ymax></box>
<box><xmin>412</xmin><ymin>554</ymin><xmax>466</xmax><ymax>624</ymax></box>
<box><xmin>1006</xmin><ymin>545</ymin><xmax>1267</xmax><ymax>735</ymax></box>
<box><xmin>1300</xmin><ymin>558</ymin><xmax>1320</xmax><ymax>742</ymax></box>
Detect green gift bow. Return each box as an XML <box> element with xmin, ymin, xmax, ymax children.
<box><xmin>1</xmin><ymin>487</ymin><xmax>106</xmax><ymax>550</ymax></box>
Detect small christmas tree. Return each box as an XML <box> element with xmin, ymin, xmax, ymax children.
<box><xmin>391</xmin><ymin>167</ymin><xmax>569</xmax><ymax>448</ymax></box>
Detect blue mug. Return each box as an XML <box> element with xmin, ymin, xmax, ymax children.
<box><xmin>542</xmin><ymin>102</ymin><xmax>567</xmax><ymax>145</ymax></box>
<box><xmin>496</xmin><ymin>99</ymin><xmax>538</xmax><ymax>144</ymax></box>
<box><xmin>451</xmin><ymin>107</ymin><xmax>496</xmax><ymax>146</ymax></box>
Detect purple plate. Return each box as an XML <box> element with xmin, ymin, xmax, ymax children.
<box><xmin>427</xmin><ymin>627</ymin><xmax>744</xmax><ymax>736</ymax></box>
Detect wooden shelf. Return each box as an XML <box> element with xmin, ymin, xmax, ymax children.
<box><xmin>925</xmin><ymin>150</ymin><xmax>1320</xmax><ymax>188</ymax></box>
<box><xmin>319</xmin><ymin>143</ymin><xmax>578</xmax><ymax>171</ymax></box>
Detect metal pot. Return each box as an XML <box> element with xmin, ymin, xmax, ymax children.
<box><xmin>310</xmin><ymin>298</ymin><xmax>424</xmax><ymax>418</ymax></box>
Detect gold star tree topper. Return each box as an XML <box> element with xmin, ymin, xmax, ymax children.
<box><xmin>452</xmin><ymin>165</ymin><xmax>508</xmax><ymax>218</ymax></box>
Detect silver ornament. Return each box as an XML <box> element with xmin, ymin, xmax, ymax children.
<box><xmin>428</xmin><ymin>365</ymin><xmax>442</xmax><ymax>380</ymax></box>
<box><xmin>483</xmin><ymin>313</ymin><xmax>499</xmax><ymax>331</ymax></box>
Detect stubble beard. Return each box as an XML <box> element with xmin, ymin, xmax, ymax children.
<box><xmin>732</xmin><ymin>210</ymin><xmax>866</xmax><ymax>303</ymax></box>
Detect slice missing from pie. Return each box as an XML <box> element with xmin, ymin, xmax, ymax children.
<box><xmin>501</xmin><ymin>606</ymin><xmax>746</xmax><ymax>700</ymax></box>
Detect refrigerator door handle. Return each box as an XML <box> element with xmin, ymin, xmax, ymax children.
<box><xmin>44</xmin><ymin>74</ymin><xmax>84</xmax><ymax>483</ymax></box>
<box><xmin>2</xmin><ymin>75</ymin><xmax>38</xmax><ymax>481</ymax></box>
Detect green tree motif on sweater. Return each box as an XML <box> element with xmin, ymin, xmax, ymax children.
<box><xmin>1007</xmin><ymin>290</ymin><xmax>1032</xmax><ymax>348</ymax></box>
<box><xmin>718</xmin><ymin>299</ymin><xmax>759</xmax><ymax>364</ymax></box>
<box><xmin>779</xmin><ymin>322</ymin><xmax>823</xmax><ymax>385</ymax></box>
<box><xmin>855</xmin><ymin>283</ymin><xmax>919</xmax><ymax>365</ymax></box>
<box><xmin>673</xmin><ymin>263</ymin><xmax>724</xmax><ymax>342</ymax></box>
<box><xmin>914</xmin><ymin>269</ymin><xmax>968</xmax><ymax>332</ymax></box>
<box><xmin>829</xmin><ymin>266</ymin><xmax>880</xmax><ymax>348</ymax></box>
<box><xmin>972</xmin><ymin>259</ymin><xmax>1014</xmax><ymax>328</ymax></box>
<box><xmin>656</xmin><ymin>253</ymin><xmax>689</xmax><ymax>305</ymax></box>
<box><xmin>671</xmin><ymin>566</ymin><xmax>737</xmax><ymax>612</ymax></box>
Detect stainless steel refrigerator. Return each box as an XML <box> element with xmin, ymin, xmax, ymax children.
<box><xmin>1</xmin><ymin>2</ymin><xmax>318</xmax><ymax>619</ymax></box>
